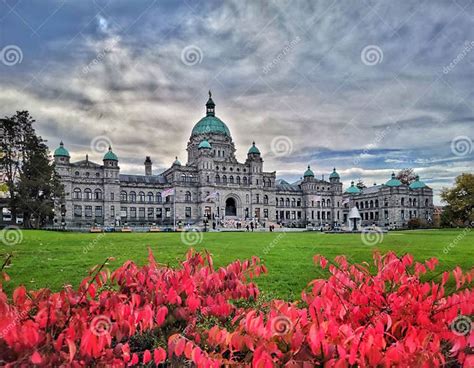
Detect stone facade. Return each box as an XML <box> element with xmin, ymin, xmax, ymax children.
<box><xmin>53</xmin><ymin>94</ymin><xmax>434</xmax><ymax>229</ymax></box>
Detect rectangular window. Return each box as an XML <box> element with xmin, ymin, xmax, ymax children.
<box><xmin>291</xmin><ymin>211</ymin><xmax>296</xmax><ymax>220</ymax></box>
<box><xmin>130</xmin><ymin>207</ymin><xmax>137</xmax><ymax>219</ymax></box>
<box><xmin>95</xmin><ymin>206</ymin><xmax>103</xmax><ymax>218</ymax></box>
<box><xmin>85</xmin><ymin>206</ymin><xmax>92</xmax><ymax>218</ymax></box>
<box><xmin>148</xmin><ymin>208</ymin><xmax>154</xmax><ymax>219</ymax></box>
<box><xmin>111</xmin><ymin>193</ymin><xmax>114</xmax><ymax>201</ymax></box>
<box><xmin>297</xmin><ymin>211</ymin><xmax>301</xmax><ymax>219</ymax></box>
<box><xmin>165</xmin><ymin>208</ymin><xmax>171</xmax><ymax>218</ymax></box>
<box><xmin>74</xmin><ymin>205</ymin><xmax>82</xmax><ymax>217</ymax></box>
<box><xmin>111</xmin><ymin>205</ymin><xmax>115</xmax><ymax>218</ymax></box>
<box><xmin>139</xmin><ymin>207</ymin><xmax>145</xmax><ymax>218</ymax></box>
<box><xmin>264</xmin><ymin>209</ymin><xmax>268</xmax><ymax>218</ymax></box>
<box><xmin>156</xmin><ymin>208</ymin><xmax>162</xmax><ymax>219</ymax></box>
<box><xmin>185</xmin><ymin>207</ymin><xmax>191</xmax><ymax>218</ymax></box>
<box><xmin>120</xmin><ymin>207</ymin><xmax>127</xmax><ymax>218</ymax></box>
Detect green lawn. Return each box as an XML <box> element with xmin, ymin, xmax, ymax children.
<box><xmin>1</xmin><ymin>229</ymin><xmax>472</xmax><ymax>300</ymax></box>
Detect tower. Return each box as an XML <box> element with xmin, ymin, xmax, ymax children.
<box><xmin>144</xmin><ymin>156</ymin><xmax>152</xmax><ymax>176</ymax></box>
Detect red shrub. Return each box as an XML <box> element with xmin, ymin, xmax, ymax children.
<box><xmin>0</xmin><ymin>249</ymin><xmax>472</xmax><ymax>367</ymax></box>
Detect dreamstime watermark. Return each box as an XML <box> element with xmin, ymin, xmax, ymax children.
<box><xmin>361</xmin><ymin>226</ymin><xmax>384</xmax><ymax>246</ymax></box>
<box><xmin>0</xmin><ymin>310</ymin><xmax>29</xmax><ymax>339</ymax></box>
<box><xmin>450</xmin><ymin>136</ymin><xmax>473</xmax><ymax>157</ymax></box>
<box><xmin>353</xmin><ymin>125</ymin><xmax>392</xmax><ymax>165</ymax></box>
<box><xmin>443</xmin><ymin>226</ymin><xmax>471</xmax><ymax>254</ymax></box>
<box><xmin>83</xmin><ymin>232</ymin><xmax>106</xmax><ymax>254</ymax></box>
<box><xmin>361</xmin><ymin>45</ymin><xmax>383</xmax><ymax>66</ymax></box>
<box><xmin>181</xmin><ymin>45</ymin><xmax>203</xmax><ymax>66</ymax></box>
<box><xmin>263</xmin><ymin>36</ymin><xmax>301</xmax><ymax>75</ymax></box>
<box><xmin>443</xmin><ymin>41</ymin><xmax>474</xmax><ymax>74</ymax></box>
<box><xmin>271</xmin><ymin>315</ymin><xmax>293</xmax><ymax>336</ymax></box>
<box><xmin>270</xmin><ymin>136</ymin><xmax>293</xmax><ymax>157</ymax></box>
<box><xmin>262</xmin><ymin>233</ymin><xmax>286</xmax><ymax>255</ymax></box>
<box><xmin>90</xmin><ymin>135</ymin><xmax>113</xmax><ymax>155</ymax></box>
<box><xmin>82</xmin><ymin>38</ymin><xmax>119</xmax><ymax>74</ymax></box>
<box><xmin>180</xmin><ymin>228</ymin><xmax>203</xmax><ymax>246</ymax></box>
<box><xmin>90</xmin><ymin>315</ymin><xmax>113</xmax><ymax>336</ymax></box>
<box><xmin>0</xmin><ymin>45</ymin><xmax>23</xmax><ymax>66</ymax></box>
<box><xmin>450</xmin><ymin>315</ymin><xmax>472</xmax><ymax>337</ymax></box>
<box><xmin>0</xmin><ymin>225</ymin><xmax>23</xmax><ymax>246</ymax></box>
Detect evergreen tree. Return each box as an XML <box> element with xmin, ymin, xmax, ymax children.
<box><xmin>0</xmin><ymin>111</ymin><xmax>63</xmax><ymax>228</ymax></box>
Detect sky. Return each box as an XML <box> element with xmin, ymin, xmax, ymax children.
<box><xmin>1</xmin><ymin>0</ymin><xmax>473</xmax><ymax>204</ymax></box>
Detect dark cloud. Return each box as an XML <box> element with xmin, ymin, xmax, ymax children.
<box><xmin>0</xmin><ymin>0</ymin><xmax>473</xmax><ymax>204</ymax></box>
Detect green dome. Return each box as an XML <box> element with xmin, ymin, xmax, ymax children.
<box><xmin>385</xmin><ymin>172</ymin><xmax>402</xmax><ymax>187</ymax></box>
<box><xmin>198</xmin><ymin>140</ymin><xmax>212</xmax><ymax>149</ymax></box>
<box><xmin>303</xmin><ymin>165</ymin><xmax>314</xmax><ymax>178</ymax></box>
<box><xmin>173</xmin><ymin>156</ymin><xmax>181</xmax><ymax>166</ymax></box>
<box><xmin>409</xmin><ymin>175</ymin><xmax>427</xmax><ymax>189</ymax></box>
<box><xmin>191</xmin><ymin>116</ymin><xmax>231</xmax><ymax>137</ymax></box>
<box><xmin>248</xmin><ymin>142</ymin><xmax>260</xmax><ymax>154</ymax></box>
<box><xmin>103</xmin><ymin>147</ymin><xmax>118</xmax><ymax>161</ymax></box>
<box><xmin>329</xmin><ymin>167</ymin><xmax>340</xmax><ymax>179</ymax></box>
<box><xmin>54</xmin><ymin>141</ymin><xmax>70</xmax><ymax>157</ymax></box>
<box><xmin>345</xmin><ymin>181</ymin><xmax>361</xmax><ymax>194</ymax></box>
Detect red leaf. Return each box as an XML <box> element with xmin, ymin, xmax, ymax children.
<box><xmin>143</xmin><ymin>349</ymin><xmax>151</xmax><ymax>364</ymax></box>
<box><xmin>153</xmin><ymin>348</ymin><xmax>166</xmax><ymax>364</ymax></box>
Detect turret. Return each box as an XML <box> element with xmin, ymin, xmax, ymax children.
<box><xmin>144</xmin><ymin>156</ymin><xmax>152</xmax><ymax>176</ymax></box>
<box><xmin>329</xmin><ymin>167</ymin><xmax>340</xmax><ymax>183</ymax></box>
<box><xmin>53</xmin><ymin>141</ymin><xmax>70</xmax><ymax>165</ymax></box>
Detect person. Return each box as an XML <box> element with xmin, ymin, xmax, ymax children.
<box><xmin>212</xmin><ymin>221</ymin><xmax>216</xmax><ymax>230</ymax></box>
<box><xmin>246</xmin><ymin>224</ymin><xmax>250</xmax><ymax>232</ymax></box>
<box><xmin>250</xmin><ymin>222</ymin><xmax>254</xmax><ymax>232</ymax></box>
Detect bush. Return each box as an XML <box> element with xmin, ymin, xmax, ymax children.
<box><xmin>0</xmin><ymin>249</ymin><xmax>473</xmax><ymax>367</ymax></box>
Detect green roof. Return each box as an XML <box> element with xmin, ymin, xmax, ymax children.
<box><xmin>103</xmin><ymin>147</ymin><xmax>118</xmax><ymax>161</ymax></box>
<box><xmin>173</xmin><ymin>156</ymin><xmax>181</xmax><ymax>166</ymax></box>
<box><xmin>329</xmin><ymin>167</ymin><xmax>339</xmax><ymax>179</ymax></box>
<box><xmin>198</xmin><ymin>140</ymin><xmax>212</xmax><ymax>149</ymax></box>
<box><xmin>345</xmin><ymin>181</ymin><xmax>361</xmax><ymax>194</ymax></box>
<box><xmin>385</xmin><ymin>172</ymin><xmax>402</xmax><ymax>187</ymax></box>
<box><xmin>191</xmin><ymin>116</ymin><xmax>231</xmax><ymax>137</ymax></box>
<box><xmin>303</xmin><ymin>165</ymin><xmax>314</xmax><ymax>178</ymax></box>
<box><xmin>409</xmin><ymin>175</ymin><xmax>427</xmax><ymax>189</ymax></box>
<box><xmin>248</xmin><ymin>142</ymin><xmax>260</xmax><ymax>154</ymax></box>
<box><xmin>54</xmin><ymin>141</ymin><xmax>70</xmax><ymax>157</ymax></box>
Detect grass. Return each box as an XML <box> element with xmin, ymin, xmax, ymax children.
<box><xmin>0</xmin><ymin>229</ymin><xmax>473</xmax><ymax>300</ymax></box>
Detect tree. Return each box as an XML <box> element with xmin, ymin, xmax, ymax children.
<box><xmin>440</xmin><ymin>173</ymin><xmax>474</xmax><ymax>226</ymax></box>
<box><xmin>0</xmin><ymin>111</ymin><xmax>63</xmax><ymax>228</ymax></box>
<box><xmin>396</xmin><ymin>168</ymin><xmax>417</xmax><ymax>185</ymax></box>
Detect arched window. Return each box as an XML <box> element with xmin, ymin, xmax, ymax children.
<box><xmin>375</xmin><ymin>199</ymin><xmax>379</xmax><ymax>208</ymax></box>
<box><xmin>147</xmin><ymin>192</ymin><xmax>154</xmax><ymax>203</ymax></box>
<box><xmin>370</xmin><ymin>200</ymin><xmax>374</xmax><ymax>208</ymax></box>
<box><xmin>156</xmin><ymin>193</ymin><xmax>162</xmax><ymax>203</ymax></box>
<box><xmin>322</xmin><ymin>199</ymin><xmax>326</xmax><ymax>207</ymax></box>
<box><xmin>285</xmin><ymin>198</ymin><xmax>290</xmax><ymax>207</ymax></box>
<box><xmin>229</xmin><ymin>175</ymin><xmax>234</xmax><ymax>184</ymax></box>
<box><xmin>425</xmin><ymin>198</ymin><xmax>429</xmax><ymax>206</ymax></box>
<box><xmin>401</xmin><ymin>198</ymin><xmax>405</xmax><ymax>206</ymax></box>
<box><xmin>243</xmin><ymin>177</ymin><xmax>248</xmax><ymax>185</ymax></box>
<box><xmin>138</xmin><ymin>192</ymin><xmax>145</xmax><ymax>202</ymax></box>
<box><xmin>185</xmin><ymin>191</ymin><xmax>191</xmax><ymax>202</ymax></box>
<box><xmin>129</xmin><ymin>191</ymin><xmax>136</xmax><ymax>203</ymax></box>
<box><xmin>291</xmin><ymin>198</ymin><xmax>296</xmax><ymax>207</ymax></box>
<box><xmin>413</xmin><ymin>198</ymin><xmax>417</xmax><ymax>206</ymax></box>
<box><xmin>236</xmin><ymin>176</ymin><xmax>241</xmax><ymax>185</ymax></box>
<box><xmin>215</xmin><ymin>174</ymin><xmax>220</xmax><ymax>183</ymax></box>
<box><xmin>73</xmin><ymin>188</ymin><xmax>82</xmax><ymax>199</ymax></box>
<box><xmin>365</xmin><ymin>201</ymin><xmax>368</xmax><ymax>208</ymax></box>
<box><xmin>84</xmin><ymin>188</ymin><xmax>92</xmax><ymax>200</ymax></box>
<box><xmin>279</xmin><ymin>198</ymin><xmax>284</xmax><ymax>206</ymax></box>
<box><xmin>264</xmin><ymin>195</ymin><xmax>269</xmax><ymax>205</ymax></box>
<box><xmin>120</xmin><ymin>191</ymin><xmax>127</xmax><ymax>202</ymax></box>
<box><xmin>327</xmin><ymin>199</ymin><xmax>331</xmax><ymax>207</ymax></box>
<box><xmin>360</xmin><ymin>201</ymin><xmax>363</xmax><ymax>209</ymax></box>
<box><xmin>94</xmin><ymin>189</ymin><xmax>102</xmax><ymax>200</ymax></box>
<box><xmin>222</xmin><ymin>175</ymin><xmax>227</xmax><ymax>184</ymax></box>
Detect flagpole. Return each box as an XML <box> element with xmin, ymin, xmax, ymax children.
<box><xmin>173</xmin><ymin>191</ymin><xmax>176</xmax><ymax>231</ymax></box>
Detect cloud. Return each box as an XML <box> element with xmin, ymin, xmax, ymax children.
<box><xmin>0</xmin><ymin>0</ymin><xmax>473</xmax><ymax>205</ymax></box>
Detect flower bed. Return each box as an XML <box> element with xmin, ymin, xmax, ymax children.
<box><xmin>0</xmin><ymin>249</ymin><xmax>472</xmax><ymax>367</ymax></box>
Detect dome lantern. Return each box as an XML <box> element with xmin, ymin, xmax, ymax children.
<box><xmin>206</xmin><ymin>90</ymin><xmax>215</xmax><ymax>116</ymax></box>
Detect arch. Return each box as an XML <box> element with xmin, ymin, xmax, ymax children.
<box><xmin>138</xmin><ymin>192</ymin><xmax>145</xmax><ymax>202</ymax></box>
<box><xmin>225</xmin><ymin>197</ymin><xmax>237</xmax><ymax>216</ymax></box>
<box><xmin>236</xmin><ymin>176</ymin><xmax>241</xmax><ymax>185</ymax></box>
<box><xmin>94</xmin><ymin>189</ymin><xmax>102</xmax><ymax>200</ymax></box>
<box><xmin>120</xmin><ymin>191</ymin><xmax>127</xmax><ymax>202</ymax></box>
<box><xmin>185</xmin><ymin>191</ymin><xmax>192</xmax><ymax>202</ymax></box>
<box><xmin>229</xmin><ymin>175</ymin><xmax>234</xmax><ymax>184</ymax></box>
<box><xmin>279</xmin><ymin>198</ymin><xmax>284</xmax><ymax>206</ymax></box>
<box><xmin>243</xmin><ymin>177</ymin><xmax>248</xmax><ymax>185</ymax></box>
<box><xmin>84</xmin><ymin>188</ymin><xmax>92</xmax><ymax>200</ymax></box>
<box><xmin>73</xmin><ymin>188</ymin><xmax>82</xmax><ymax>199</ymax></box>
<box><xmin>215</xmin><ymin>174</ymin><xmax>220</xmax><ymax>183</ymax></box>
<box><xmin>156</xmin><ymin>192</ymin><xmax>162</xmax><ymax>203</ymax></box>
<box><xmin>147</xmin><ymin>192</ymin><xmax>154</xmax><ymax>203</ymax></box>
<box><xmin>285</xmin><ymin>198</ymin><xmax>290</xmax><ymax>207</ymax></box>
<box><xmin>129</xmin><ymin>191</ymin><xmax>136</xmax><ymax>203</ymax></box>
<box><xmin>222</xmin><ymin>175</ymin><xmax>227</xmax><ymax>184</ymax></box>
